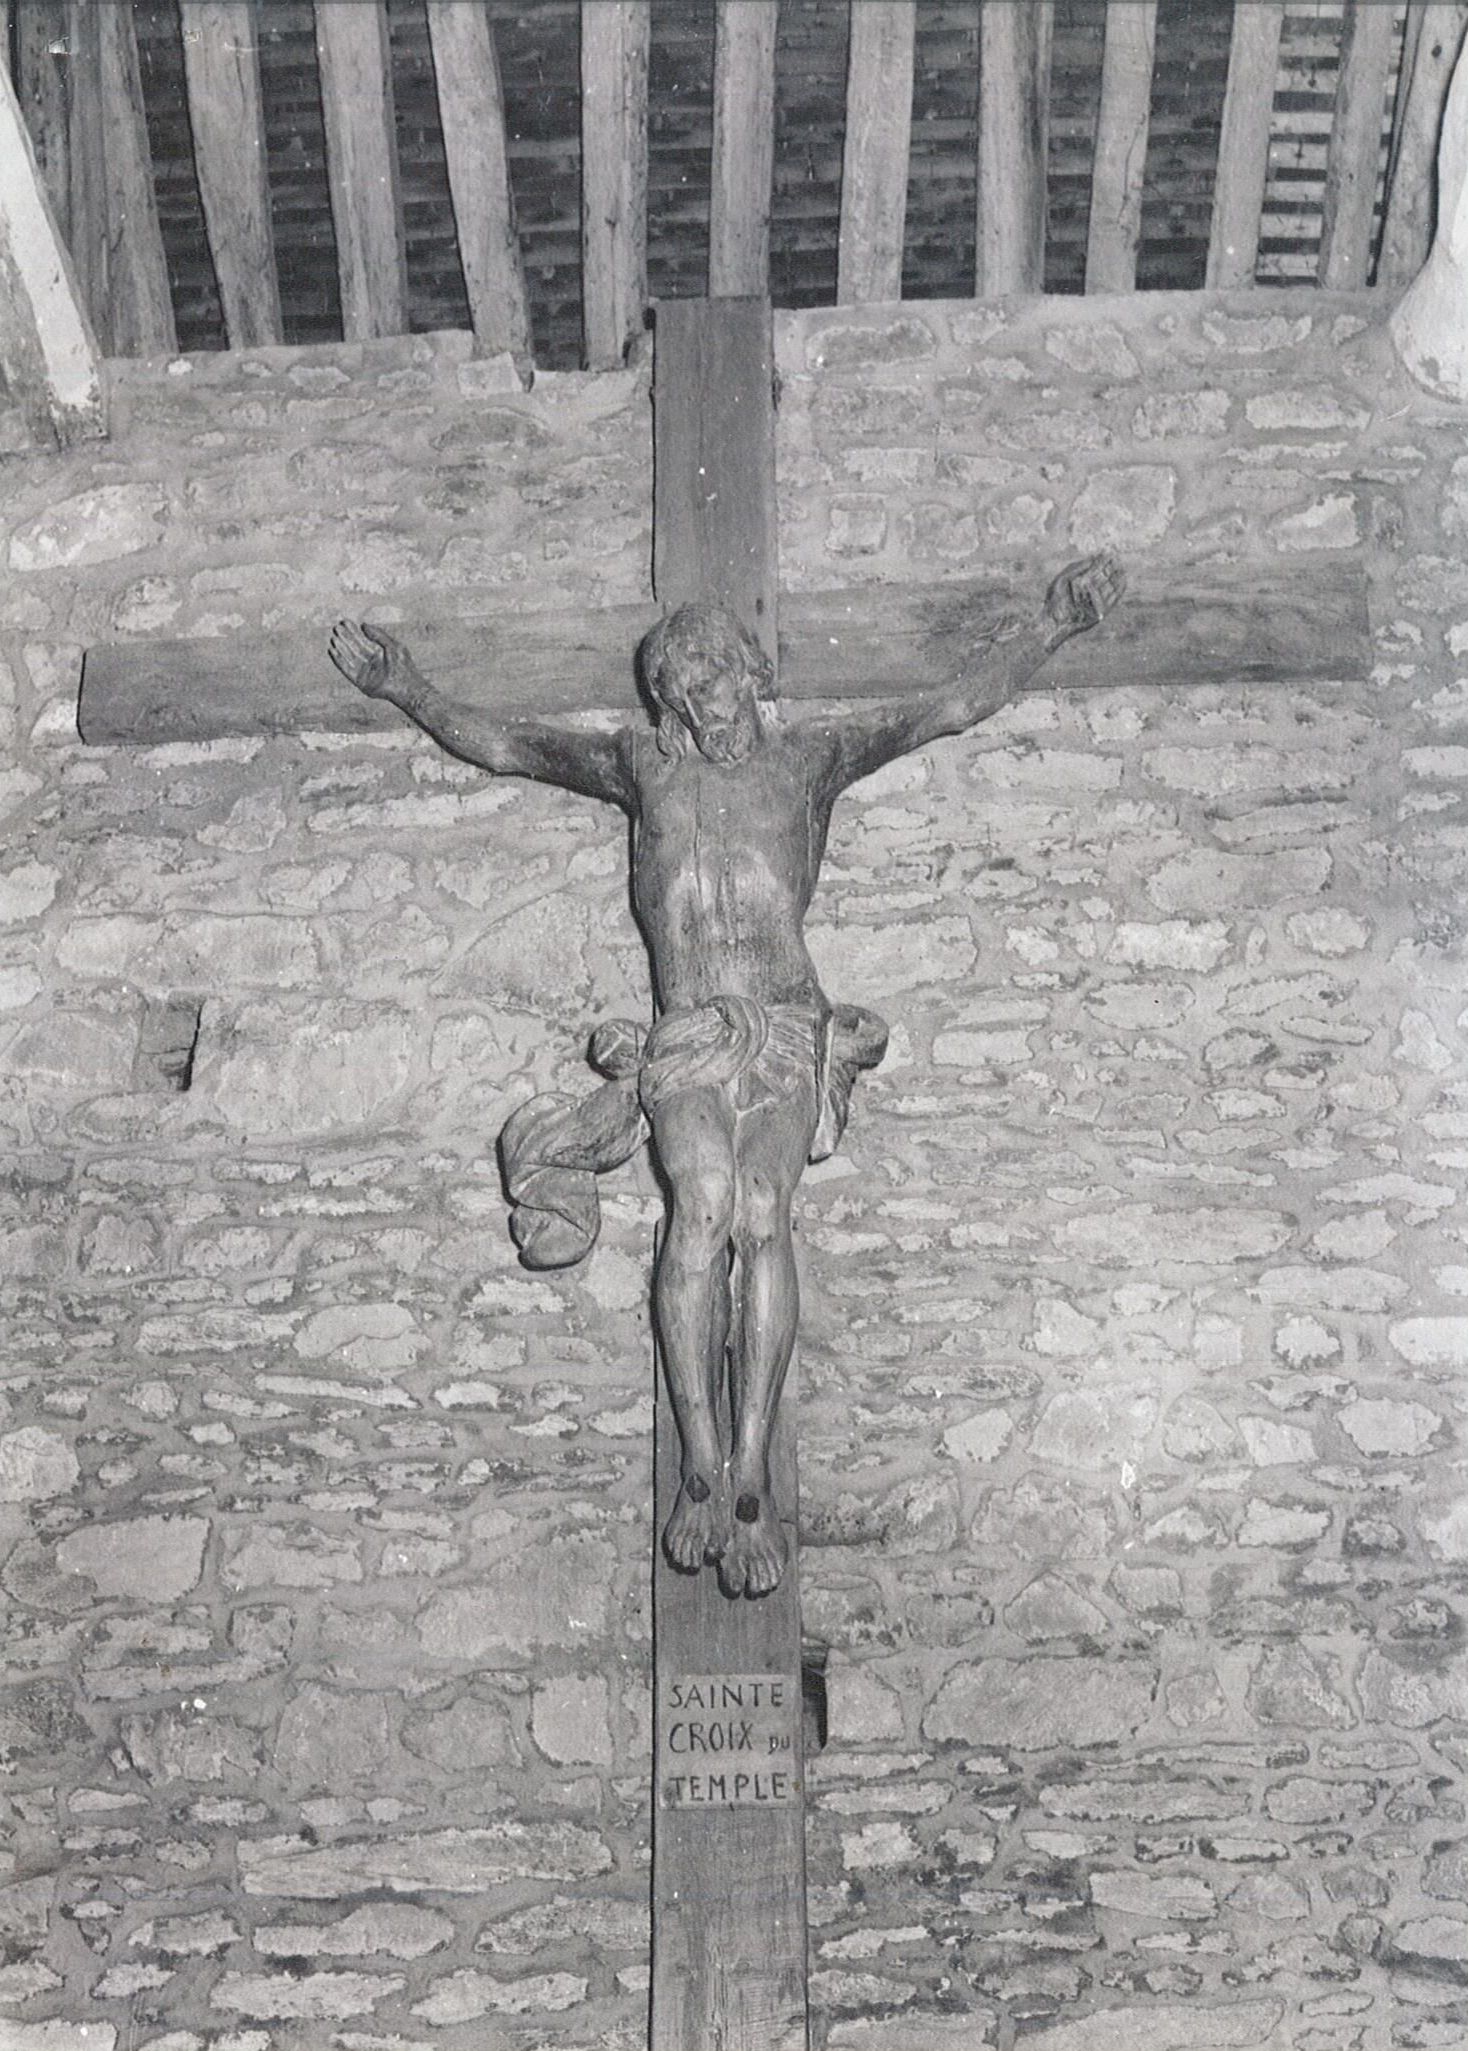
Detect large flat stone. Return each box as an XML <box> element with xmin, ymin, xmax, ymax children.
<box><xmin>922</xmin><ymin>1658</ymin><xmax>1155</xmax><ymax>1749</ymax></box>
<box><xmin>0</xmin><ymin>1427</ymin><xmax>79</xmax><ymax>1503</ymax></box>
<box><xmin>195</xmin><ymin>999</ymin><xmax>417</xmax><ymax>1140</ymax></box>
<box><xmin>210</xmin><ymin>1970</ymin><xmax>404</xmax><ymax>2019</ymax></box>
<box><xmin>239</xmin><ymin>1823</ymin><xmax>612</xmax><ymax>1897</ymax></box>
<box><xmin>1023</xmin><ymin>1999</ymin><xmax>1283</xmax><ymax>2050</ymax></box>
<box><xmin>0</xmin><ymin>2026</ymin><xmax>118</xmax><ymax>2051</ymax></box>
<box><xmin>417</xmin><ymin>1534</ymin><xmax>612</xmax><ymax>1660</ymax></box>
<box><xmin>1054</xmin><ymin>1203</ymin><xmax>1291</xmax><ymax>1267</ymax></box>
<box><xmin>56</xmin><ymin>1515</ymin><xmax>207</xmax><ymax>1601</ymax></box>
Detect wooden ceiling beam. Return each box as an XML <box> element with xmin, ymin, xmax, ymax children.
<box><xmin>180</xmin><ymin>0</ymin><xmax>282</xmax><ymax>349</ymax></box>
<box><xmin>1085</xmin><ymin>1</ymin><xmax>1157</xmax><ymax>292</ymax></box>
<box><xmin>313</xmin><ymin>0</ymin><xmax>409</xmax><ymax>340</ymax></box>
<box><xmin>1319</xmin><ymin>0</ymin><xmax>1400</xmax><ymax>287</ymax></box>
<box><xmin>710</xmin><ymin>0</ymin><xmax>777</xmax><ymax>296</ymax></box>
<box><xmin>1379</xmin><ymin>1</ymin><xmax>1468</xmax><ymax>287</ymax></box>
<box><xmin>580</xmin><ymin>0</ymin><xmax>649</xmax><ymax>370</ymax></box>
<box><xmin>64</xmin><ymin>0</ymin><xmax>105</xmax><ymax>345</ymax></box>
<box><xmin>65</xmin><ymin>0</ymin><xmax>176</xmax><ymax>358</ymax></box>
<box><xmin>426</xmin><ymin>0</ymin><xmax>532</xmax><ymax>373</ymax></box>
<box><xmin>837</xmin><ymin>1</ymin><xmax>916</xmax><ymax>304</ymax></box>
<box><xmin>99</xmin><ymin>0</ymin><xmax>176</xmax><ymax>357</ymax></box>
<box><xmin>976</xmin><ymin>0</ymin><xmax>1054</xmax><ymax>295</ymax></box>
<box><xmin>78</xmin><ymin>562</ymin><xmax>1371</xmax><ymax>747</ymax></box>
<box><xmin>0</xmin><ymin>59</ymin><xmax>104</xmax><ymax>445</ymax></box>
<box><xmin>1206</xmin><ymin>0</ymin><xmax>1285</xmax><ymax>288</ymax></box>
<box><xmin>12</xmin><ymin>0</ymin><xmax>70</xmax><ymax>238</ymax></box>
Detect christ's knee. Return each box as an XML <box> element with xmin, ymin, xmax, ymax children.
<box><xmin>733</xmin><ymin>1174</ymin><xmax>794</xmax><ymax>1259</ymax></box>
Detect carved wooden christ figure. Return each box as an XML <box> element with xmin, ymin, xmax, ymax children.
<box><xmin>329</xmin><ymin>551</ymin><xmax>1123</xmax><ymax>1597</ymax></box>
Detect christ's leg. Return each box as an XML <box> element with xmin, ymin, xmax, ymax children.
<box><xmin>720</xmin><ymin>1089</ymin><xmax>817</xmax><ymax>1598</ymax></box>
<box><xmin>650</xmin><ymin>1088</ymin><xmax>736</xmax><ymax>1571</ymax></box>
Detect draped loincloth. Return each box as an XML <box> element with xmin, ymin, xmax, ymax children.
<box><xmin>499</xmin><ymin>994</ymin><xmax>889</xmax><ymax>1269</ymax></box>
<box><xmin>639</xmin><ymin>994</ymin><xmax>818</xmax><ymax>1119</ymax></box>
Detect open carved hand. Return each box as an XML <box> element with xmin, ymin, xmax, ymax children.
<box><xmin>329</xmin><ymin>619</ymin><xmax>415</xmax><ymax>700</ymax></box>
<box><xmin>1043</xmin><ymin>550</ymin><xmax>1126</xmax><ymax>644</ymax></box>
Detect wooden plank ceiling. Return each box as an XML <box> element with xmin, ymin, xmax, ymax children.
<box><xmin>3</xmin><ymin>0</ymin><xmax>1463</xmax><ymax>375</ymax></box>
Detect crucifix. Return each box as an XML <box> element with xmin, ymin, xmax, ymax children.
<box><xmin>77</xmin><ymin>298</ymin><xmax>1372</xmax><ymax>2051</ymax></box>
<box><xmin>329</xmin><ymin>493</ymin><xmax>1120</xmax><ymax>1607</ymax></box>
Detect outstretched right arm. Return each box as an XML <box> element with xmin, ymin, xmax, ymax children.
<box><xmin>806</xmin><ymin>551</ymin><xmax>1125</xmax><ymax>802</ymax></box>
<box><xmin>328</xmin><ymin>621</ymin><xmax>633</xmax><ymax>810</ymax></box>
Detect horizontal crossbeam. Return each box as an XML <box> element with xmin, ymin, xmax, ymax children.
<box><xmin>78</xmin><ymin>562</ymin><xmax>1370</xmax><ymax>747</ymax></box>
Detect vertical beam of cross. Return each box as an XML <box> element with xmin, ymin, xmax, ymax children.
<box><xmin>651</xmin><ymin>297</ymin><xmax>778</xmax><ymax>651</ymax></box>
<box><xmin>647</xmin><ymin>296</ymin><xmax>809</xmax><ymax>2051</ymax></box>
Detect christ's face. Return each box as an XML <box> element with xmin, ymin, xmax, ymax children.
<box><xmin>662</xmin><ymin>649</ymin><xmax>762</xmax><ymax>763</ymax></box>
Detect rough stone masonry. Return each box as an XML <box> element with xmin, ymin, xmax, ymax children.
<box><xmin>1</xmin><ymin>289</ymin><xmax>1467</xmax><ymax>2050</ymax></box>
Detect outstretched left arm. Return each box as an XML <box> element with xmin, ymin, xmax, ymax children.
<box><xmin>810</xmin><ymin>552</ymin><xmax>1125</xmax><ymax>800</ymax></box>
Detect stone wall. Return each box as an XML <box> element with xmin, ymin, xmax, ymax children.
<box><xmin>1</xmin><ymin>295</ymin><xmax>1467</xmax><ymax>2050</ymax></box>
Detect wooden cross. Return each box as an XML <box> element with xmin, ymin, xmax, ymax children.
<box><xmin>643</xmin><ymin>299</ymin><xmax>806</xmax><ymax>2051</ymax></box>
<box><xmin>75</xmin><ymin>299</ymin><xmax>1371</xmax><ymax>2051</ymax></box>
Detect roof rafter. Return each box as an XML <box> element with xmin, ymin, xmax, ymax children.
<box><xmin>313</xmin><ymin>0</ymin><xmax>409</xmax><ymax>340</ymax></box>
<box><xmin>1085</xmin><ymin>1</ymin><xmax>1158</xmax><ymax>292</ymax></box>
<box><xmin>426</xmin><ymin>0</ymin><xmax>532</xmax><ymax>372</ymax></box>
<box><xmin>12</xmin><ymin>0</ymin><xmax>69</xmax><ymax>236</ymax></box>
<box><xmin>65</xmin><ymin>0</ymin><xmax>176</xmax><ymax>358</ymax></box>
<box><xmin>1206</xmin><ymin>0</ymin><xmax>1285</xmax><ymax>288</ymax></box>
<box><xmin>710</xmin><ymin>0</ymin><xmax>777</xmax><ymax>297</ymax></box>
<box><xmin>976</xmin><ymin>0</ymin><xmax>1054</xmax><ymax>295</ymax></box>
<box><xmin>0</xmin><ymin>58</ymin><xmax>104</xmax><ymax>446</ymax></box>
<box><xmin>580</xmin><ymin>0</ymin><xmax>649</xmax><ymax>369</ymax></box>
<box><xmin>180</xmin><ymin>0</ymin><xmax>282</xmax><ymax>349</ymax></box>
<box><xmin>1319</xmin><ymin>0</ymin><xmax>1400</xmax><ymax>287</ymax></box>
<box><xmin>837</xmin><ymin>0</ymin><xmax>916</xmax><ymax>305</ymax></box>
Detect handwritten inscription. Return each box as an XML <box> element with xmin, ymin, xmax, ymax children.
<box><xmin>658</xmin><ymin>1673</ymin><xmax>799</xmax><ymax>1808</ymax></box>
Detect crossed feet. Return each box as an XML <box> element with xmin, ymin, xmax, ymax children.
<box><xmin>663</xmin><ymin>1465</ymin><xmax>788</xmax><ymax>1598</ymax></box>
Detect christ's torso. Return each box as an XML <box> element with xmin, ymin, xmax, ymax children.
<box><xmin>630</xmin><ymin>731</ymin><xmax>832</xmax><ymax>1015</ymax></box>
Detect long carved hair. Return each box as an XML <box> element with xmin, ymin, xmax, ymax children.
<box><xmin>638</xmin><ymin>598</ymin><xmax>777</xmax><ymax>759</ymax></box>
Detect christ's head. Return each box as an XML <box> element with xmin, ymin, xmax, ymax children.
<box><xmin>639</xmin><ymin>599</ymin><xmax>775</xmax><ymax>763</ymax></box>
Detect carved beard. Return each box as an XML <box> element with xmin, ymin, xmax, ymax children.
<box><xmin>694</xmin><ymin>722</ymin><xmax>751</xmax><ymax>763</ymax></box>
